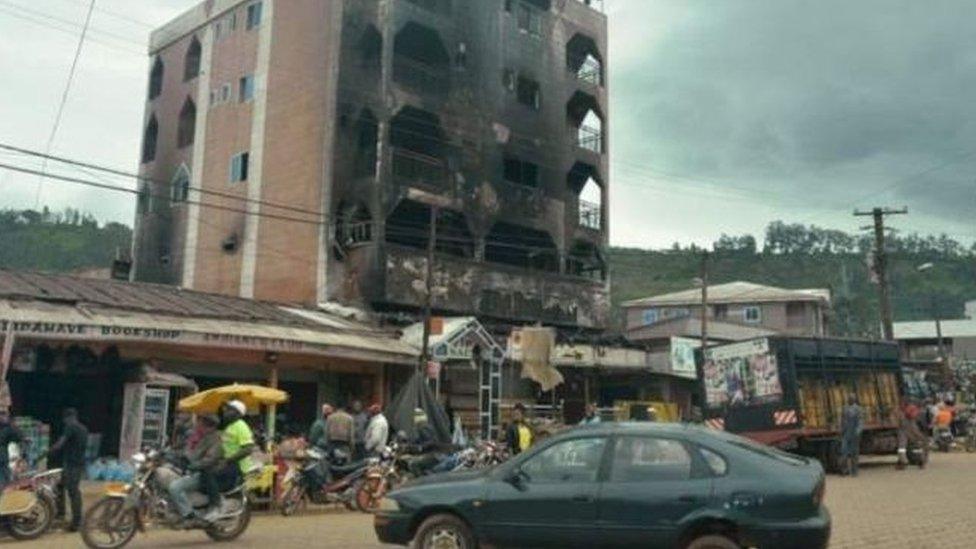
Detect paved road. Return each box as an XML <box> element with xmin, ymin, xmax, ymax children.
<box><xmin>11</xmin><ymin>452</ymin><xmax>976</xmax><ymax>548</ymax></box>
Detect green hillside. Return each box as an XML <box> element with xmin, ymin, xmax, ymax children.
<box><xmin>0</xmin><ymin>208</ymin><xmax>132</xmax><ymax>273</ymax></box>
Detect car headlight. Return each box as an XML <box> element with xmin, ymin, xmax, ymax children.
<box><xmin>377</xmin><ymin>497</ymin><xmax>400</xmax><ymax>512</ymax></box>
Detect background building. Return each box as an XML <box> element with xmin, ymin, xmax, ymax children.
<box><xmin>133</xmin><ymin>0</ymin><xmax>610</xmax><ymax>330</ymax></box>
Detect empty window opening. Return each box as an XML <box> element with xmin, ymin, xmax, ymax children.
<box><xmin>141</xmin><ymin>115</ymin><xmax>158</xmax><ymax>164</ymax></box>
<box><xmin>516</xmin><ymin>75</ymin><xmax>541</xmax><ymax>110</ymax></box>
<box><xmin>359</xmin><ymin>25</ymin><xmax>382</xmax><ymax>70</ymax></box>
<box><xmin>336</xmin><ymin>201</ymin><xmax>373</xmax><ymax>249</ymax></box>
<box><xmin>504</xmin><ymin>156</ymin><xmax>540</xmax><ymax>188</ymax></box>
<box><xmin>393</xmin><ymin>22</ymin><xmax>451</xmax><ymax>94</ymax></box>
<box><xmin>148</xmin><ymin>57</ymin><xmax>164</xmax><ymax>100</ymax></box>
<box><xmin>385</xmin><ymin>200</ymin><xmax>474</xmax><ymax>259</ymax></box>
<box><xmin>177</xmin><ymin>97</ymin><xmax>197</xmax><ymax>148</ymax></box>
<box><xmin>246</xmin><ymin>2</ymin><xmax>263</xmax><ymax>30</ymax></box>
<box><xmin>566</xmin><ymin>34</ymin><xmax>604</xmax><ymax>86</ymax></box>
<box><xmin>230</xmin><ymin>152</ymin><xmax>249</xmax><ymax>182</ymax></box>
<box><xmin>578</xmin><ymin>177</ymin><xmax>602</xmax><ymax>230</ymax></box>
<box><xmin>567</xmin><ymin>91</ymin><xmax>604</xmax><ymax>153</ymax></box>
<box><xmin>566</xmin><ymin>240</ymin><xmax>606</xmax><ymax>281</ymax></box>
<box><xmin>171</xmin><ymin>166</ymin><xmax>191</xmax><ymax>204</ymax></box>
<box><xmin>391</xmin><ymin>107</ymin><xmax>448</xmax><ymax>188</ymax></box>
<box><xmin>239</xmin><ymin>75</ymin><xmax>255</xmax><ymax>102</ymax></box>
<box><xmin>354</xmin><ymin>109</ymin><xmax>379</xmax><ymax>177</ymax></box>
<box><xmin>485</xmin><ymin>222</ymin><xmax>558</xmax><ymax>272</ymax></box>
<box><xmin>514</xmin><ymin>0</ymin><xmax>549</xmax><ymax>36</ymax></box>
<box><xmin>184</xmin><ymin>37</ymin><xmax>202</xmax><ymax>81</ymax></box>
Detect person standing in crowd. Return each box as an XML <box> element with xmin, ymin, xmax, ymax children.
<box><xmin>0</xmin><ymin>410</ymin><xmax>23</xmax><ymax>490</ymax></box>
<box><xmin>840</xmin><ymin>395</ymin><xmax>863</xmax><ymax>477</ymax></box>
<box><xmin>308</xmin><ymin>404</ymin><xmax>333</xmax><ymax>450</ymax></box>
<box><xmin>505</xmin><ymin>403</ymin><xmax>533</xmax><ymax>455</ymax></box>
<box><xmin>48</xmin><ymin>408</ymin><xmax>88</xmax><ymax>532</ymax></box>
<box><xmin>325</xmin><ymin>402</ymin><xmax>355</xmax><ymax>457</ymax></box>
<box><xmin>351</xmin><ymin>400</ymin><xmax>368</xmax><ymax>460</ymax></box>
<box><xmin>896</xmin><ymin>399</ymin><xmax>927</xmax><ymax>470</ymax></box>
<box><xmin>364</xmin><ymin>403</ymin><xmax>389</xmax><ymax>457</ymax></box>
<box><xmin>579</xmin><ymin>403</ymin><xmax>601</xmax><ymax>425</ymax></box>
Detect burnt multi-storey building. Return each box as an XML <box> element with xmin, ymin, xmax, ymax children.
<box><xmin>134</xmin><ymin>0</ymin><xmax>610</xmax><ymax>329</ymax></box>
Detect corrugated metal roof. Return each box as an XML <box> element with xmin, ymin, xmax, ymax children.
<box><xmin>626</xmin><ymin>316</ymin><xmax>778</xmax><ymax>342</ymax></box>
<box><xmin>622</xmin><ymin>281</ymin><xmax>831</xmax><ymax>308</ymax></box>
<box><xmin>894</xmin><ymin>319</ymin><xmax>976</xmax><ymax>340</ymax></box>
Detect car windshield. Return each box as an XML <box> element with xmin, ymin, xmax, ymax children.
<box><xmin>711</xmin><ymin>430</ymin><xmax>807</xmax><ymax>466</ymax></box>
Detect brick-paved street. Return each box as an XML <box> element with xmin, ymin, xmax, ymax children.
<box><xmin>9</xmin><ymin>452</ymin><xmax>976</xmax><ymax>548</ymax></box>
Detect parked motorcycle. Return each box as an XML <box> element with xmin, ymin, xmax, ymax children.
<box><xmin>80</xmin><ymin>450</ymin><xmax>252</xmax><ymax>549</ymax></box>
<box><xmin>355</xmin><ymin>443</ymin><xmax>409</xmax><ymax>512</ymax></box>
<box><xmin>279</xmin><ymin>447</ymin><xmax>373</xmax><ymax>516</ymax></box>
<box><xmin>0</xmin><ymin>468</ymin><xmax>60</xmax><ymax>540</ymax></box>
<box><xmin>935</xmin><ymin>426</ymin><xmax>954</xmax><ymax>453</ymax></box>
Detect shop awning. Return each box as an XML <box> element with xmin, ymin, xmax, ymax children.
<box><xmin>0</xmin><ymin>299</ymin><xmax>418</xmax><ymax>366</ymax></box>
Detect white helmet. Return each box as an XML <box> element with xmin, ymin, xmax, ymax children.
<box><xmin>227</xmin><ymin>399</ymin><xmax>247</xmax><ymax>416</ymax></box>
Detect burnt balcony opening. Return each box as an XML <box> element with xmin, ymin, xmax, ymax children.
<box><xmin>149</xmin><ymin>57</ymin><xmax>164</xmax><ymax>100</ymax></box>
<box><xmin>567</xmin><ymin>91</ymin><xmax>604</xmax><ymax>154</ymax></box>
<box><xmin>394</xmin><ymin>22</ymin><xmax>450</xmax><ymax>95</ymax></box>
<box><xmin>391</xmin><ymin>107</ymin><xmax>449</xmax><ymax>189</ymax></box>
<box><xmin>566</xmin><ymin>240</ymin><xmax>606</xmax><ymax>281</ymax></box>
<box><xmin>359</xmin><ymin>25</ymin><xmax>382</xmax><ymax>71</ymax></box>
<box><xmin>567</xmin><ymin>33</ymin><xmax>603</xmax><ymax>86</ymax></box>
<box><xmin>354</xmin><ymin>109</ymin><xmax>379</xmax><ymax>177</ymax></box>
<box><xmin>568</xmin><ymin>162</ymin><xmax>602</xmax><ymax>230</ymax></box>
<box><xmin>485</xmin><ymin>222</ymin><xmax>559</xmax><ymax>273</ymax></box>
<box><xmin>385</xmin><ymin>200</ymin><xmax>474</xmax><ymax>259</ymax></box>
<box><xmin>504</xmin><ymin>156</ymin><xmax>540</xmax><ymax>188</ymax></box>
<box><xmin>335</xmin><ymin>201</ymin><xmax>373</xmax><ymax>260</ymax></box>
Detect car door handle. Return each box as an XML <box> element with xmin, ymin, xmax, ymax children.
<box><xmin>571</xmin><ymin>494</ymin><xmax>594</xmax><ymax>503</ymax></box>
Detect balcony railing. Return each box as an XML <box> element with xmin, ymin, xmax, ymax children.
<box><xmin>568</xmin><ymin>54</ymin><xmax>603</xmax><ymax>86</ymax></box>
<box><xmin>577</xmin><ymin>124</ymin><xmax>603</xmax><ymax>153</ymax></box>
<box><xmin>392</xmin><ymin>148</ymin><xmax>449</xmax><ymax>190</ymax></box>
<box><xmin>579</xmin><ymin>199</ymin><xmax>601</xmax><ymax>230</ymax></box>
<box><xmin>393</xmin><ymin>55</ymin><xmax>449</xmax><ymax>96</ymax></box>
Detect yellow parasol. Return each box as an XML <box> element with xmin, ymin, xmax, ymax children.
<box><xmin>177</xmin><ymin>383</ymin><xmax>288</xmax><ymax>414</ymax></box>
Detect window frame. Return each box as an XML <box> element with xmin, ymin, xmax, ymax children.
<box><xmin>246</xmin><ymin>2</ymin><xmax>263</xmax><ymax>30</ymax></box>
<box><xmin>229</xmin><ymin>152</ymin><xmax>250</xmax><ymax>183</ymax></box>
<box><xmin>514</xmin><ymin>435</ymin><xmax>610</xmax><ymax>485</ymax></box>
<box><xmin>744</xmin><ymin>305</ymin><xmax>762</xmax><ymax>323</ymax></box>
<box><xmin>606</xmin><ymin>434</ymin><xmax>698</xmax><ymax>484</ymax></box>
<box><xmin>239</xmin><ymin>74</ymin><xmax>255</xmax><ymax>103</ymax></box>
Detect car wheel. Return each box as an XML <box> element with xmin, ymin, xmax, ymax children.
<box><xmin>686</xmin><ymin>534</ymin><xmax>740</xmax><ymax>549</ymax></box>
<box><xmin>413</xmin><ymin>513</ymin><xmax>477</xmax><ymax>549</ymax></box>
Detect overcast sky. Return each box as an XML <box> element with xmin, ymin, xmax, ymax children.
<box><xmin>0</xmin><ymin>0</ymin><xmax>973</xmax><ymax>248</ymax></box>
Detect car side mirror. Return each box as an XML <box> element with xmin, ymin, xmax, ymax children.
<box><xmin>505</xmin><ymin>467</ymin><xmax>528</xmax><ymax>488</ymax></box>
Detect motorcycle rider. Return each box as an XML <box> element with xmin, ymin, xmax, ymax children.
<box><xmin>364</xmin><ymin>403</ymin><xmax>389</xmax><ymax>457</ymax></box>
<box><xmin>933</xmin><ymin>402</ymin><xmax>954</xmax><ymax>448</ymax></box>
<box><xmin>406</xmin><ymin>409</ymin><xmax>442</xmax><ymax>477</ymax></box>
<box><xmin>213</xmin><ymin>399</ymin><xmax>256</xmax><ymax>521</ymax></box>
<box><xmin>168</xmin><ymin>414</ymin><xmax>223</xmax><ymax>525</ymax></box>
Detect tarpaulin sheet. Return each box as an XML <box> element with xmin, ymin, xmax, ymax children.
<box><xmin>385</xmin><ymin>371</ymin><xmax>451</xmax><ymax>445</ymax></box>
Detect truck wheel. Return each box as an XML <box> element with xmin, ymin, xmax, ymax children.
<box><xmin>686</xmin><ymin>534</ymin><xmax>741</xmax><ymax>549</ymax></box>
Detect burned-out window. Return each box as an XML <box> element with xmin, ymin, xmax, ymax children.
<box><xmin>148</xmin><ymin>57</ymin><xmax>164</xmax><ymax>100</ymax></box>
<box><xmin>359</xmin><ymin>25</ymin><xmax>382</xmax><ymax>70</ymax></box>
<box><xmin>171</xmin><ymin>166</ymin><xmax>190</xmax><ymax>204</ymax></box>
<box><xmin>335</xmin><ymin>201</ymin><xmax>373</xmax><ymax>249</ymax></box>
<box><xmin>393</xmin><ymin>22</ymin><xmax>451</xmax><ymax>94</ymax></box>
<box><xmin>504</xmin><ymin>157</ymin><xmax>540</xmax><ymax>188</ymax></box>
<box><xmin>184</xmin><ymin>36</ymin><xmax>201</xmax><ymax>81</ymax></box>
<box><xmin>566</xmin><ymin>33</ymin><xmax>604</xmax><ymax>86</ymax></box>
<box><xmin>485</xmin><ymin>222</ymin><xmax>558</xmax><ymax>272</ymax></box>
<box><xmin>391</xmin><ymin>107</ymin><xmax>449</xmax><ymax>189</ymax></box>
<box><xmin>566</xmin><ymin>240</ymin><xmax>606</xmax><ymax>281</ymax></box>
<box><xmin>141</xmin><ymin>115</ymin><xmax>158</xmax><ymax>164</ymax></box>
<box><xmin>385</xmin><ymin>200</ymin><xmax>474</xmax><ymax>259</ymax></box>
<box><xmin>568</xmin><ymin>162</ymin><xmax>602</xmax><ymax>230</ymax></box>
<box><xmin>567</xmin><ymin>91</ymin><xmax>604</xmax><ymax>154</ymax></box>
<box><xmin>354</xmin><ymin>109</ymin><xmax>379</xmax><ymax>177</ymax></box>
<box><xmin>516</xmin><ymin>75</ymin><xmax>541</xmax><ymax>110</ymax></box>
<box><xmin>515</xmin><ymin>0</ymin><xmax>549</xmax><ymax>37</ymax></box>
<box><xmin>177</xmin><ymin>97</ymin><xmax>197</xmax><ymax>148</ymax></box>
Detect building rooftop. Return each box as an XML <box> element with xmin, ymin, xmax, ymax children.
<box><xmin>622</xmin><ymin>281</ymin><xmax>831</xmax><ymax>308</ymax></box>
<box><xmin>894</xmin><ymin>319</ymin><xmax>976</xmax><ymax>340</ymax></box>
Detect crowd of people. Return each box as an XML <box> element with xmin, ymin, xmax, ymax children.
<box><xmin>307</xmin><ymin>399</ymin><xmax>389</xmax><ymax>460</ymax></box>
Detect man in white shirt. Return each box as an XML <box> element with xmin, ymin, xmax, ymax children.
<box><xmin>364</xmin><ymin>403</ymin><xmax>389</xmax><ymax>457</ymax></box>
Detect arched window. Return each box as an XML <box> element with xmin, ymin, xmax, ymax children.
<box><xmin>149</xmin><ymin>57</ymin><xmax>164</xmax><ymax>99</ymax></box>
<box><xmin>177</xmin><ymin>98</ymin><xmax>197</xmax><ymax>148</ymax></box>
<box><xmin>578</xmin><ymin>177</ymin><xmax>602</xmax><ymax>230</ymax></box>
<box><xmin>567</xmin><ymin>91</ymin><xmax>604</xmax><ymax>153</ymax></box>
<box><xmin>566</xmin><ymin>34</ymin><xmax>604</xmax><ymax>86</ymax></box>
<box><xmin>184</xmin><ymin>37</ymin><xmax>202</xmax><ymax>81</ymax></box>
<box><xmin>141</xmin><ymin>115</ymin><xmax>158</xmax><ymax>164</ymax></box>
<box><xmin>171</xmin><ymin>165</ymin><xmax>190</xmax><ymax>203</ymax></box>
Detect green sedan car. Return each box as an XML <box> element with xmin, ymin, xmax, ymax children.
<box><xmin>374</xmin><ymin>422</ymin><xmax>829</xmax><ymax>549</ymax></box>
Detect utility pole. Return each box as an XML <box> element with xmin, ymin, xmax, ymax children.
<box><xmin>854</xmin><ymin>207</ymin><xmax>907</xmax><ymax>341</ymax></box>
<box><xmin>419</xmin><ymin>205</ymin><xmax>438</xmax><ymax>375</ymax></box>
<box><xmin>700</xmin><ymin>251</ymin><xmax>709</xmax><ymax>351</ymax></box>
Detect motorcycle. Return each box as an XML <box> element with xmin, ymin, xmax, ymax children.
<box><xmin>0</xmin><ymin>467</ymin><xmax>60</xmax><ymax>540</ymax></box>
<box><xmin>935</xmin><ymin>426</ymin><xmax>954</xmax><ymax>453</ymax></box>
<box><xmin>80</xmin><ymin>449</ymin><xmax>252</xmax><ymax>549</ymax></box>
<box><xmin>279</xmin><ymin>447</ymin><xmax>373</xmax><ymax>516</ymax></box>
<box><xmin>355</xmin><ymin>443</ymin><xmax>410</xmax><ymax>512</ymax></box>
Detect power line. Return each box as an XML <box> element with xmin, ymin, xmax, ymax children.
<box><xmin>33</xmin><ymin>0</ymin><xmax>97</xmax><ymax>210</ymax></box>
<box><xmin>0</xmin><ymin>5</ymin><xmax>143</xmax><ymax>56</ymax></box>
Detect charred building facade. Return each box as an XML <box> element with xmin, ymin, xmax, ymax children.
<box><xmin>134</xmin><ymin>0</ymin><xmax>610</xmax><ymax>329</ymax></box>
